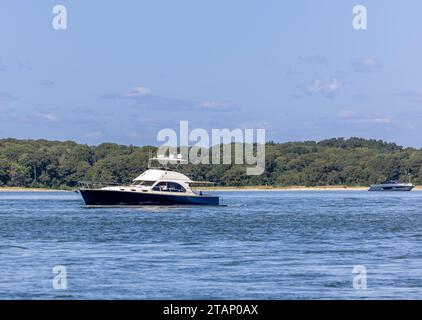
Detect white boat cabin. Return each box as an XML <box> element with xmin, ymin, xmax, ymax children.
<box><xmin>100</xmin><ymin>155</ymin><xmax>206</xmax><ymax>195</ymax></box>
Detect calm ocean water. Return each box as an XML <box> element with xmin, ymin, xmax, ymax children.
<box><xmin>1</xmin><ymin>190</ymin><xmax>422</xmax><ymax>299</ymax></box>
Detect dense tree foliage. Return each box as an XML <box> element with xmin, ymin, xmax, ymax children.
<box><xmin>0</xmin><ymin>137</ymin><xmax>420</xmax><ymax>188</ymax></box>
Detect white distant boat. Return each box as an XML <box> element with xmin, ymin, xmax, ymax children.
<box><xmin>368</xmin><ymin>180</ymin><xmax>414</xmax><ymax>192</ymax></box>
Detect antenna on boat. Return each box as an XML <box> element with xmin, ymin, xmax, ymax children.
<box><xmin>148</xmin><ymin>148</ymin><xmax>152</xmax><ymax>169</ymax></box>
<box><xmin>147</xmin><ymin>153</ymin><xmax>188</xmax><ymax>171</ymax></box>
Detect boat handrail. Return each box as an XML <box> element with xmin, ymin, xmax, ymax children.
<box><xmin>78</xmin><ymin>180</ymin><xmax>130</xmax><ymax>189</ymax></box>
<box><xmin>148</xmin><ymin>155</ymin><xmax>187</xmax><ymax>171</ymax></box>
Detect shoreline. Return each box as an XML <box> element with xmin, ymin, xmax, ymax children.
<box><xmin>197</xmin><ymin>185</ymin><xmax>422</xmax><ymax>191</ymax></box>
<box><xmin>198</xmin><ymin>186</ymin><xmax>369</xmax><ymax>191</ymax></box>
<box><xmin>1</xmin><ymin>185</ymin><xmax>421</xmax><ymax>192</ymax></box>
<box><xmin>0</xmin><ymin>187</ymin><xmax>69</xmax><ymax>193</ymax></box>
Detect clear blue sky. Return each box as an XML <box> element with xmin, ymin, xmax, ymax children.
<box><xmin>1</xmin><ymin>0</ymin><xmax>422</xmax><ymax>147</ymax></box>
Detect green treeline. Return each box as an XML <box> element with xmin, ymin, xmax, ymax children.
<box><xmin>1</xmin><ymin>137</ymin><xmax>421</xmax><ymax>189</ymax></box>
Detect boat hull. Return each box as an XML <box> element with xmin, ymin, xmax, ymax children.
<box><xmin>368</xmin><ymin>185</ymin><xmax>414</xmax><ymax>191</ymax></box>
<box><xmin>79</xmin><ymin>189</ymin><xmax>220</xmax><ymax>206</ymax></box>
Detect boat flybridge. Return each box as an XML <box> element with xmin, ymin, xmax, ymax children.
<box><xmin>78</xmin><ymin>155</ymin><xmax>220</xmax><ymax>206</ymax></box>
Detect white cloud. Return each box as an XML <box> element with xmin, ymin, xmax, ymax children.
<box><xmin>373</xmin><ymin>117</ymin><xmax>391</xmax><ymax>124</ymax></box>
<box><xmin>239</xmin><ymin>121</ymin><xmax>272</xmax><ymax>130</ymax></box>
<box><xmin>199</xmin><ymin>101</ymin><xmax>233</xmax><ymax>111</ymax></box>
<box><xmin>124</xmin><ymin>86</ymin><xmax>152</xmax><ymax>97</ymax></box>
<box><xmin>303</xmin><ymin>78</ymin><xmax>342</xmax><ymax>96</ymax></box>
<box><xmin>337</xmin><ymin>110</ymin><xmax>392</xmax><ymax>125</ymax></box>
<box><xmin>352</xmin><ymin>57</ymin><xmax>381</xmax><ymax>73</ymax></box>
<box><xmin>104</xmin><ymin>87</ymin><xmax>236</xmax><ymax>113</ymax></box>
<box><xmin>306</xmin><ymin>80</ymin><xmax>324</xmax><ymax>94</ymax></box>
<box><xmin>326</xmin><ymin>79</ymin><xmax>341</xmax><ymax>93</ymax></box>
<box><xmin>200</xmin><ymin>101</ymin><xmax>222</xmax><ymax>108</ymax></box>
<box><xmin>35</xmin><ymin>112</ymin><xmax>59</xmax><ymax>122</ymax></box>
<box><xmin>337</xmin><ymin>110</ymin><xmax>355</xmax><ymax>119</ymax></box>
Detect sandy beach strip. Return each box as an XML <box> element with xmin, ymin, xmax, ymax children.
<box><xmin>198</xmin><ymin>185</ymin><xmax>422</xmax><ymax>191</ymax></box>
<box><xmin>0</xmin><ymin>187</ymin><xmax>69</xmax><ymax>192</ymax></box>
<box><xmin>194</xmin><ymin>186</ymin><xmax>370</xmax><ymax>191</ymax></box>
<box><xmin>1</xmin><ymin>186</ymin><xmax>421</xmax><ymax>192</ymax></box>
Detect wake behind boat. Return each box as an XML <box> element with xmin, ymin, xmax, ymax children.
<box><xmin>78</xmin><ymin>155</ymin><xmax>220</xmax><ymax>206</ymax></box>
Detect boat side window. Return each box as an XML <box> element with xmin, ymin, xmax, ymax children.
<box><xmin>152</xmin><ymin>182</ymin><xmax>169</xmax><ymax>191</ymax></box>
<box><xmin>168</xmin><ymin>182</ymin><xmax>186</xmax><ymax>193</ymax></box>
<box><xmin>152</xmin><ymin>182</ymin><xmax>186</xmax><ymax>192</ymax></box>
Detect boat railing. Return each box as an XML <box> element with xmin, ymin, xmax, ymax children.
<box><xmin>78</xmin><ymin>181</ymin><xmax>128</xmax><ymax>190</ymax></box>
